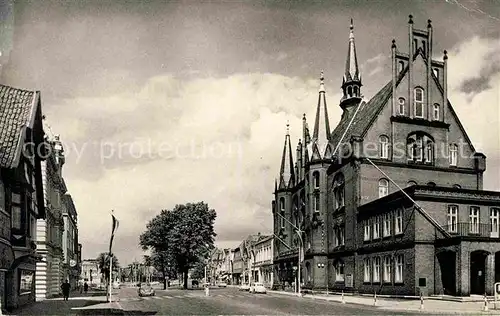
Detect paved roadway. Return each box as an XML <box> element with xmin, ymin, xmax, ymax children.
<box><xmin>117</xmin><ymin>286</ymin><xmax>421</xmax><ymax>315</ymax></box>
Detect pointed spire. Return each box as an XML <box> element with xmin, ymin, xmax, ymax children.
<box><xmin>306</xmin><ymin>71</ymin><xmax>331</xmax><ymax>161</ymax></box>
<box><xmin>340</xmin><ymin>18</ymin><xmax>362</xmax><ymax>110</ymax></box>
<box><xmin>279</xmin><ymin>122</ymin><xmax>295</xmax><ymax>189</ymax></box>
<box><xmin>344</xmin><ymin>18</ymin><xmax>360</xmax><ymax>82</ymax></box>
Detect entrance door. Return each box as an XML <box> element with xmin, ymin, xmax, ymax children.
<box><xmin>437</xmin><ymin>251</ymin><xmax>456</xmax><ymax>295</ymax></box>
<box><xmin>470</xmin><ymin>251</ymin><xmax>487</xmax><ymax>295</ymax></box>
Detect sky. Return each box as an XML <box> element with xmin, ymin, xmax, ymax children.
<box><xmin>0</xmin><ymin>0</ymin><xmax>499</xmax><ymax>266</ymax></box>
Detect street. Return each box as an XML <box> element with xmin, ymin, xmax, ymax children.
<box><xmin>116</xmin><ymin>286</ymin><xmax>420</xmax><ymax>315</ymax></box>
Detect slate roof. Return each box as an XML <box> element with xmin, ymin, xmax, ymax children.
<box><xmin>0</xmin><ymin>84</ymin><xmax>38</xmax><ymax>168</ymax></box>
<box><xmin>330</xmin><ymin>80</ymin><xmax>393</xmax><ymax>150</ymax></box>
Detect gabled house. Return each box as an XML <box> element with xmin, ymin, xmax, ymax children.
<box><xmin>0</xmin><ymin>84</ymin><xmax>45</xmax><ymax>310</ymax></box>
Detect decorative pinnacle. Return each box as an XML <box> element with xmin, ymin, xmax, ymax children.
<box><xmin>286</xmin><ymin>120</ymin><xmax>290</xmax><ymax>135</ymax></box>
<box><xmin>409</xmin><ymin>14</ymin><xmax>413</xmax><ymax>24</ymax></box>
<box><xmin>319</xmin><ymin>71</ymin><xmax>325</xmax><ymax>92</ymax></box>
<box><xmin>350</xmin><ymin>18</ymin><xmax>353</xmax><ymax>30</ymax></box>
<box><xmin>427</xmin><ymin>19</ymin><xmax>432</xmax><ymax>28</ymax></box>
<box><xmin>392</xmin><ymin>39</ymin><xmax>396</xmax><ymax>48</ymax></box>
<box><xmin>303</xmin><ymin>113</ymin><xmax>306</xmax><ymax>120</ymax></box>
<box><xmin>444</xmin><ymin>50</ymin><xmax>448</xmax><ymax>60</ymax></box>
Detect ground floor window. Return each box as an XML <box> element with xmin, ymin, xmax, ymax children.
<box><xmin>363</xmin><ymin>258</ymin><xmax>371</xmax><ymax>282</ymax></box>
<box><xmin>19</xmin><ymin>270</ymin><xmax>34</xmax><ymax>295</ymax></box>
<box><xmin>395</xmin><ymin>254</ymin><xmax>404</xmax><ymax>283</ymax></box>
<box><xmin>334</xmin><ymin>260</ymin><xmax>345</xmax><ymax>282</ymax></box>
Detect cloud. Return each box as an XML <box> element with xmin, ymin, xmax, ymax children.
<box><xmin>361</xmin><ymin>53</ymin><xmax>388</xmax><ymax>77</ymax></box>
<box><xmin>50</xmin><ymin>73</ymin><xmax>342</xmax><ymax>263</ymax></box>
<box><xmin>447</xmin><ymin>36</ymin><xmax>500</xmax><ymax>191</ymax></box>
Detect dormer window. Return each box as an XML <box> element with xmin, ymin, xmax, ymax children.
<box><xmin>414</xmin><ymin>87</ymin><xmax>424</xmax><ymax>118</ymax></box>
<box><xmin>433</xmin><ymin>103</ymin><xmax>440</xmax><ymax>120</ymax></box>
<box><xmin>379</xmin><ymin>135</ymin><xmax>389</xmax><ymax>159</ymax></box>
<box><xmin>398</xmin><ymin>98</ymin><xmax>405</xmax><ymax>115</ymax></box>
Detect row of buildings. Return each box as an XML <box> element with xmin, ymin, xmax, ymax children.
<box><xmin>207</xmin><ymin>234</ymin><xmax>275</xmax><ymax>289</ymax></box>
<box><xmin>210</xmin><ymin>16</ymin><xmax>500</xmax><ymax>298</ymax></box>
<box><xmin>0</xmin><ymin>85</ymin><xmax>82</xmax><ymax>310</ymax></box>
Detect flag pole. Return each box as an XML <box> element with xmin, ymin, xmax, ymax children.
<box><xmin>109</xmin><ymin>253</ymin><xmax>113</xmax><ymax>302</ymax></box>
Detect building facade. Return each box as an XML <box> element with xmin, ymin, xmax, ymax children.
<box><xmin>271</xmin><ymin>16</ymin><xmax>500</xmax><ymax>296</ymax></box>
<box><xmin>62</xmin><ymin>194</ymin><xmax>79</xmax><ymax>289</ymax></box>
<box><xmin>253</xmin><ymin>235</ymin><xmax>274</xmax><ymax>288</ymax></box>
<box><xmin>232</xmin><ymin>247</ymin><xmax>242</xmax><ymax>285</ymax></box>
<box><xmin>80</xmin><ymin>259</ymin><xmax>101</xmax><ymax>288</ymax></box>
<box><xmin>0</xmin><ymin>84</ymin><xmax>46</xmax><ymax>311</ymax></box>
<box><xmin>34</xmin><ymin>135</ymin><xmax>66</xmax><ymax>301</ymax></box>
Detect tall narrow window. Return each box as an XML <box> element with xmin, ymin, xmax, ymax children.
<box><xmin>395</xmin><ymin>209</ymin><xmax>403</xmax><ymax>234</ymax></box>
<box><xmin>373</xmin><ymin>257</ymin><xmax>381</xmax><ymax>283</ymax></box>
<box><xmin>414</xmin><ymin>87</ymin><xmax>424</xmax><ymax>118</ymax></box>
<box><xmin>491</xmin><ymin>208</ymin><xmax>500</xmax><ymax>238</ymax></box>
<box><xmin>433</xmin><ymin>103</ymin><xmax>440</xmax><ymax>120</ymax></box>
<box><xmin>469</xmin><ymin>206</ymin><xmax>480</xmax><ymax>234</ymax></box>
<box><xmin>424</xmin><ymin>141</ymin><xmax>434</xmax><ymax>164</ymax></box>
<box><xmin>449</xmin><ymin>144</ymin><xmax>458</xmax><ymax>166</ymax></box>
<box><xmin>383</xmin><ymin>213</ymin><xmax>392</xmax><ymax>237</ymax></box>
<box><xmin>333</xmin><ymin>173</ymin><xmax>345</xmax><ymax>210</ymax></box>
<box><xmin>398</xmin><ymin>98</ymin><xmax>405</xmax><ymax>115</ymax></box>
<box><xmin>407</xmin><ymin>132</ymin><xmax>434</xmax><ymax>164</ymax></box>
<box><xmin>399</xmin><ymin>61</ymin><xmax>405</xmax><ymax>73</ymax></box>
<box><xmin>364</xmin><ymin>258</ymin><xmax>371</xmax><ymax>282</ymax></box>
<box><xmin>395</xmin><ymin>254</ymin><xmax>404</xmax><ymax>283</ymax></box>
<box><xmin>373</xmin><ymin>216</ymin><xmax>380</xmax><ymax>239</ymax></box>
<box><xmin>279</xmin><ymin>198</ymin><xmax>285</xmax><ymax>229</ymax></box>
<box><xmin>11</xmin><ymin>192</ymin><xmax>22</xmax><ymax>231</ymax></box>
<box><xmin>379</xmin><ymin>179</ymin><xmax>389</xmax><ymax>198</ymax></box>
<box><xmin>383</xmin><ymin>256</ymin><xmax>392</xmax><ymax>283</ymax></box>
<box><xmin>364</xmin><ymin>220</ymin><xmax>371</xmax><ymax>241</ymax></box>
<box><xmin>339</xmin><ymin>226</ymin><xmax>345</xmax><ymax>246</ymax></box>
<box><xmin>314</xmin><ymin>194</ymin><xmax>320</xmax><ymax>213</ymax></box>
<box><xmin>313</xmin><ymin>172</ymin><xmax>320</xmax><ymax>189</ymax></box>
<box><xmin>433</xmin><ymin>68</ymin><xmax>439</xmax><ymax>78</ymax></box>
<box><xmin>448</xmin><ymin>205</ymin><xmax>458</xmax><ymax>233</ymax></box>
<box><xmin>379</xmin><ymin>136</ymin><xmax>389</xmax><ymax>159</ymax></box>
<box><xmin>335</xmin><ymin>260</ymin><xmax>345</xmax><ymax>282</ymax></box>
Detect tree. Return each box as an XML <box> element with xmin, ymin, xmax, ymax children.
<box><xmin>96</xmin><ymin>252</ymin><xmax>120</xmax><ymax>288</ymax></box>
<box><xmin>190</xmin><ymin>261</ymin><xmax>205</xmax><ymax>280</ymax></box>
<box><xmin>140</xmin><ymin>202</ymin><xmax>217</xmax><ymax>289</ymax></box>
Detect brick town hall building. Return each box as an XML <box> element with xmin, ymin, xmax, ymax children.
<box><xmin>272</xmin><ymin>16</ymin><xmax>500</xmax><ymax>297</ymax></box>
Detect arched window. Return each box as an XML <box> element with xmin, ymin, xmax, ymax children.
<box><xmin>313</xmin><ymin>171</ymin><xmax>320</xmax><ymax>189</ymax></box>
<box><xmin>333</xmin><ymin>173</ymin><xmax>345</xmax><ymax>210</ymax></box>
<box><xmin>334</xmin><ymin>260</ymin><xmax>345</xmax><ymax>282</ymax></box>
<box><xmin>378</xmin><ymin>179</ymin><xmax>389</xmax><ymax>198</ymax></box>
<box><xmin>407</xmin><ymin>181</ymin><xmax>417</xmax><ymax>187</ymax></box>
<box><xmin>407</xmin><ymin>132</ymin><xmax>434</xmax><ymax>164</ymax></box>
<box><xmin>398</xmin><ymin>98</ymin><xmax>405</xmax><ymax>115</ymax></box>
<box><xmin>379</xmin><ymin>135</ymin><xmax>389</xmax><ymax>159</ymax></box>
<box><xmin>299</xmin><ymin>190</ymin><xmax>305</xmax><ymax>224</ymax></box>
<box><xmin>347</xmin><ymin>86</ymin><xmax>353</xmax><ymax>97</ymax></box>
<box><xmin>433</xmin><ymin>103</ymin><xmax>440</xmax><ymax>120</ymax></box>
<box><xmin>399</xmin><ymin>61</ymin><xmax>405</xmax><ymax>73</ymax></box>
<box><xmin>354</xmin><ymin>86</ymin><xmax>359</xmax><ymax>96</ymax></box>
<box><xmin>449</xmin><ymin>144</ymin><xmax>458</xmax><ymax>166</ymax></box>
<box><xmin>427</xmin><ymin>182</ymin><xmax>436</xmax><ymax>187</ymax></box>
<box><xmin>414</xmin><ymin>87</ymin><xmax>424</xmax><ymax>118</ymax></box>
<box><xmin>293</xmin><ymin>196</ymin><xmax>299</xmax><ymax>227</ymax></box>
<box><xmin>279</xmin><ymin>198</ymin><xmax>285</xmax><ymax>229</ymax></box>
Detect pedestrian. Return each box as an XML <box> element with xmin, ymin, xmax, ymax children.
<box><xmin>61</xmin><ymin>279</ymin><xmax>71</xmax><ymax>301</ymax></box>
<box><xmin>84</xmin><ymin>281</ymin><xmax>89</xmax><ymax>293</ymax></box>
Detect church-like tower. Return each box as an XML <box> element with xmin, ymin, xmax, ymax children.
<box><xmin>340</xmin><ymin>19</ymin><xmax>362</xmax><ymax>111</ymax></box>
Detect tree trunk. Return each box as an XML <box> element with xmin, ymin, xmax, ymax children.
<box><xmin>183</xmin><ymin>268</ymin><xmax>188</xmax><ymax>289</ymax></box>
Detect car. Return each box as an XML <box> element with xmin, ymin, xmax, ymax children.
<box><xmin>250</xmin><ymin>282</ymin><xmax>267</xmax><ymax>294</ymax></box>
<box><xmin>138</xmin><ymin>284</ymin><xmax>156</xmax><ymax>297</ymax></box>
<box><xmin>239</xmin><ymin>283</ymin><xmax>250</xmax><ymax>291</ymax></box>
<box><xmin>217</xmin><ymin>282</ymin><xmax>227</xmax><ymax>287</ymax></box>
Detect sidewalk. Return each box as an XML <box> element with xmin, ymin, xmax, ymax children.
<box><xmin>268</xmin><ymin>289</ymin><xmax>500</xmax><ymax>314</ymax></box>
<box><xmin>5</xmin><ymin>290</ymin><xmax>123</xmax><ymax>315</ymax></box>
